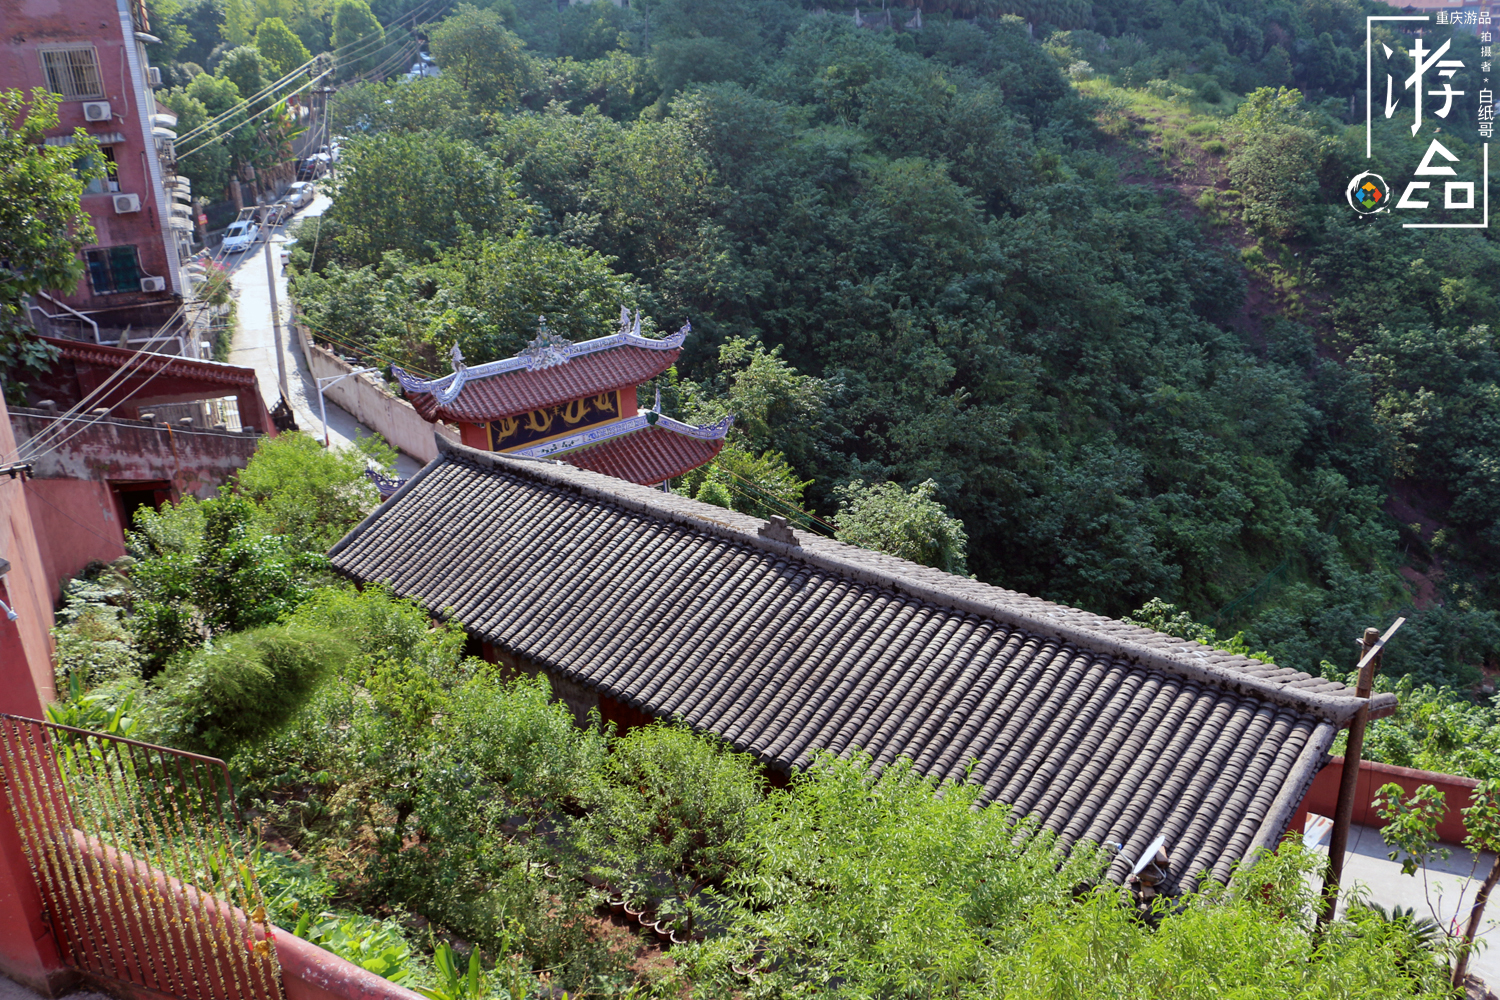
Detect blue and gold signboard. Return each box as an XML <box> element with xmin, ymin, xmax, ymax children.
<box><xmin>490</xmin><ymin>390</ymin><xmax>622</xmax><ymax>452</ymax></box>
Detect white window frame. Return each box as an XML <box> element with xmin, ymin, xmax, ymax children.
<box><xmin>39</xmin><ymin>46</ymin><xmax>105</xmax><ymax>101</ymax></box>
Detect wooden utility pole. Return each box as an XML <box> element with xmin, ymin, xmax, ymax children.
<box><xmin>1318</xmin><ymin>618</ymin><xmax>1405</xmax><ymax>927</ymax></box>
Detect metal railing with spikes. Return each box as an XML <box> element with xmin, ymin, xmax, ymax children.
<box><xmin>0</xmin><ymin>714</ymin><xmax>283</xmax><ymax>1000</ymax></box>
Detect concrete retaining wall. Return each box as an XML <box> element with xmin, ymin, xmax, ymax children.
<box><xmin>291</xmin><ymin>316</ymin><xmax>457</xmax><ymax>464</ymax></box>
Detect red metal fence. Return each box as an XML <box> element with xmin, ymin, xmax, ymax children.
<box><xmin>0</xmin><ymin>714</ymin><xmax>283</xmax><ymax>1000</ymax></box>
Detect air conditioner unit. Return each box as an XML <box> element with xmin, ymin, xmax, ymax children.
<box><xmin>147</xmin><ymin>66</ymin><xmax>162</xmax><ymax>87</ymax></box>
<box><xmin>139</xmin><ymin>276</ymin><xmax>166</xmax><ymax>292</ymax></box>
<box><xmin>113</xmin><ymin>193</ymin><xmax>141</xmax><ymax>213</ymax></box>
<box><xmin>82</xmin><ymin>101</ymin><xmax>112</xmax><ymax>122</ymax></box>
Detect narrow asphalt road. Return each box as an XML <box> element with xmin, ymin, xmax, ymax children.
<box><xmin>221</xmin><ymin>194</ymin><xmax>421</xmax><ymax>478</ymax></box>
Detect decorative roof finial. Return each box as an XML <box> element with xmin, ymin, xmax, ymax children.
<box><xmin>619</xmin><ymin>305</ymin><xmax>632</xmax><ymax>335</ymax></box>
<box><xmin>653</xmin><ymin>386</ymin><xmax>662</xmax><ymax>412</ymax></box>
<box><xmin>519</xmin><ymin>315</ymin><xmax>575</xmax><ymax>371</ymax></box>
<box><xmin>450</xmin><ymin>343</ymin><xmax>466</xmax><ymax>371</ymax></box>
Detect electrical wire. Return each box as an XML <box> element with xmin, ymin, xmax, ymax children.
<box><xmin>176</xmin><ymin>74</ymin><xmax>330</xmax><ymax>161</ymax></box>
<box><xmin>178</xmin><ymin>23</ymin><xmax>432</xmax><ymax>162</ymax></box>
<box><xmin>174</xmin><ymin>0</ymin><xmax>448</xmax><ymax>147</ymax></box>
<box><xmin>716</xmin><ymin>477</ymin><xmax>835</xmax><ymax>537</ymax></box>
<box><xmin>19</xmin><ymin>342</ymin><xmax>184</xmax><ymax>463</ymax></box>
<box><xmin>293</xmin><ymin>310</ymin><xmax>442</xmax><ymax>380</ymax></box>
<box><xmin>720</xmin><ymin>466</ymin><xmax>839</xmax><ymax>534</ymax></box>
<box><xmin>13</xmin><ymin>307</ymin><xmax>188</xmax><ymax>460</ymax></box>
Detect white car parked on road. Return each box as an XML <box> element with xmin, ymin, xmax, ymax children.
<box><xmin>283</xmin><ymin>181</ymin><xmax>316</xmax><ymax>210</ymax></box>
<box><xmin>220</xmin><ymin>220</ymin><xmax>260</xmax><ymax>253</ymax></box>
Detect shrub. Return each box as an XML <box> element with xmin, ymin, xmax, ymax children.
<box><xmin>574</xmin><ymin>724</ymin><xmax>763</xmax><ymax>932</ymax></box>
<box><xmin>150</xmin><ymin>624</ymin><xmax>356</xmax><ymax>752</ymax></box>
<box><xmin>235</xmin><ymin>432</ymin><xmax>379</xmax><ymax>553</ymax></box>
<box><xmin>834</xmin><ymin>478</ymin><xmax>969</xmax><ymax>575</ymax></box>
<box><xmin>682</xmin><ymin>754</ymin><xmax>1104</xmax><ymax>998</ymax></box>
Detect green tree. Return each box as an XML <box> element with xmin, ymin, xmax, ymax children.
<box><xmin>1225</xmin><ymin>87</ymin><xmax>1330</xmax><ymax>239</ymax></box>
<box><xmin>222</xmin><ymin>0</ymin><xmax>257</xmax><ymax>46</ymax></box>
<box><xmin>216</xmin><ymin>45</ymin><xmax>270</xmax><ymax>110</ymax></box>
<box><xmin>332</xmin><ymin>0</ymin><xmax>384</xmax><ymax>79</ymax></box>
<box><xmin>429</xmin><ymin>4</ymin><xmax>531</xmax><ymax>107</ymax></box>
<box><xmin>161</xmin><ymin>85</ymin><xmax>233</xmax><ymax>197</ymax></box>
<box><xmin>0</xmin><ymin>89</ymin><xmax>98</xmax><ymax>402</ymax></box>
<box><xmin>255</xmin><ymin>17</ymin><xmax>312</xmax><ymax>80</ymax></box>
<box><xmin>1375</xmin><ymin>779</ymin><xmax>1500</xmax><ymax>989</ymax></box>
<box><xmin>321</xmin><ymin>133</ymin><xmax>521</xmax><ymax>267</ymax></box>
<box><xmin>150</xmin><ymin>623</ymin><xmax>355</xmax><ymax>752</ymax></box>
<box><xmin>235</xmin><ymin>430</ymin><xmax>381</xmax><ymax>552</ymax></box>
<box><xmin>574</xmin><ymin>724</ymin><xmax>763</xmax><ymax>935</ymax></box>
<box><xmin>683</xmin><ymin>337</ymin><xmax>832</xmax><ymax>475</ymax></box>
<box><xmin>835</xmin><ymin>479</ymin><xmax>970</xmax><ymax>575</ymax></box>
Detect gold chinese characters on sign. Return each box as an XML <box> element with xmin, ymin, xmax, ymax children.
<box><xmin>490</xmin><ymin>390</ymin><xmax>621</xmax><ymax>451</ymax></box>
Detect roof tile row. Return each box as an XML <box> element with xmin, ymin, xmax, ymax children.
<box><xmin>329</xmin><ymin>440</ymin><xmax>1390</xmax><ymax>888</ymax></box>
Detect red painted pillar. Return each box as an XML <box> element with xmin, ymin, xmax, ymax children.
<box><xmin>0</xmin><ymin>581</ymin><xmax>73</xmax><ymax>994</ymax></box>
<box><xmin>0</xmin><ymin>576</ymin><xmax>43</xmax><ymax>719</ymax></box>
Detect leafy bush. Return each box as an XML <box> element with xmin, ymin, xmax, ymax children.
<box><xmin>294</xmin><ymin>911</ymin><xmax>417</xmax><ymax>985</ymax></box>
<box><xmin>149</xmin><ymin>624</ymin><xmax>356</xmax><ymax>752</ymax></box>
<box><xmin>834</xmin><ymin>478</ymin><xmax>969</xmax><ymax>575</ymax></box>
<box><xmin>574</xmin><ymin>724</ymin><xmax>763</xmax><ymax>932</ymax></box>
<box><xmin>991</xmin><ymin>843</ymin><xmax>1447</xmax><ymax>998</ymax></box>
<box><xmin>234</xmin><ymin>431</ymin><xmax>380</xmax><ymax>553</ymax></box>
<box><xmin>682</xmin><ymin>754</ymin><xmax>1105</xmax><ymax>998</ymax></box>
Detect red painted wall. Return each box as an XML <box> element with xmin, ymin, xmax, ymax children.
<box><xmin>1294</xmin><ymin>756</ymin><xmax>1480</xmax><ymax>846</ymax></box>
<box><xmin>459</xmin><ymin>421</ymin><xmax>489</xmax><ymax>449</ymax></box>
<box><xmin>0</xmin><ymin>399</ymin><xmax>58</xmax><ymax>707</ymax></box>
<box><xmin>25</xmin><ymin>479</ymin><xmax>127</xmax><ymax>601</ymax></box>
<box><xmin>0</xmin><ymin>0</ymin><xmax>181</xmax><ymax>306</ymax></box>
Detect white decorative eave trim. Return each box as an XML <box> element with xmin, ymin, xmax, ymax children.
<box><xmin>510</xmin><ymin>413</ymin><xmax>733</xmax><ymax>460</ymax></box>
<box><xmin>392</xmin><ymin>310</ymin><xmax>689</xmax><ymax>399</ymax></box>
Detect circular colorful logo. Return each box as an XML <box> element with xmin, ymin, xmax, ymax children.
<box><xmin>1346</xmin><ymin>172</ymin><xmax>1390</xmax><ymax>214</ymax></box>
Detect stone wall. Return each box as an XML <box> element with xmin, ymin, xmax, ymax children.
<box><xmin>292</xmin><ymin>314</ymin><xmax>459</xmax><ymax>464</ymax></box>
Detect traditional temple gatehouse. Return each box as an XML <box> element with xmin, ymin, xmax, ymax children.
<box><xmin>392</xmin><ymin>308</ymin><xmax>732</xmax><ymax>487</ymax></box>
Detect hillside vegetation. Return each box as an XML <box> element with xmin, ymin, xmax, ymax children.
<box><xmin>233</xmin><ymin>0</ymin><xmax>1497</xmax><ymax>687</ymax></box>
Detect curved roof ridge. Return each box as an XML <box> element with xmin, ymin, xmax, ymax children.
<box><xmin>337</xmin><ymin>436</ymin><xmax>1390</xmax><ymax>727</ymax></box>
<box><xmin>392</xmin><ymin>315</ymin><xmax>688</xmax><ymax>397</ymax></box>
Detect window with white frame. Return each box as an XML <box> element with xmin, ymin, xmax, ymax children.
<box><xmin>40</xmin><ymin>47</ymin><xmax>104</xmax><ymax>100</ymax></box>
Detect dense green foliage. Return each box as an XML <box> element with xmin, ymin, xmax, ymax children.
<box><xmin>0</xmin><ymin>89</ymin><xmax>97</xmax><ymax>400</ymax></box>
<box><xmin>287</xmin><ymin>2</ymin><xmax>1500</xmax><ymax>690</ymax></box>
<box><xmin>834</xmin><ymin>478</ymin><xmax>970</xmax><ymax>574</ymax></box>
<box><xmin>44</xmin><ymin>436</ymin><xmax>1455</xmax><ymax>995</ymax></box>
<box><xmin>53</xmin><ymin>575</ymin><xmax>1454</xmax><ymax>997</ymax></box>
<box><xmin>42</xmin><ymin>0</ymin><xmax>1500</xmax><ymax>992</ymax></box>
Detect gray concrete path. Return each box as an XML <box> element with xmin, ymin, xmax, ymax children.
<box><xmin>0</xmin><ymin>977</ymin><xmax>107</xmax><ymax>1000</ymax></box>
<box><xmin>222</xmin><ymin>193</ymin><xmax>420</xmax><ymax>479</ymax></box>
<box><xmin>1310</xmin><ymin>819</ymin><xmax>1500</xmax><ymax>989</ymax></box>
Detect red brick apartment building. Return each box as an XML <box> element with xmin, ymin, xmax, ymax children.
<box><xmin>2</xmin><ymin>0</ymin><xmax>196</xmax><ymax>348</ymax></box>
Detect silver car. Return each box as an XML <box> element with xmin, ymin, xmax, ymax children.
<box><xmin>220</xmin><ymin>220</ymin><xmax>260</xmax><ymax>253</ymax></box>
<box><xmin>284</xmin><ymin>181</ymin><xmax>315</xmax><ymax>210</ymax></box>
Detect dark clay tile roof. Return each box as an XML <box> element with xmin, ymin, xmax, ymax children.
<box><xmin>559</xmin><ymin>425</ymin><xmax>724</xmax><ymax>486</ymax></box>
<box><xmin>329</xmin><ymin>439</ymin><xmax>1395</xmax><ymax>887</ymax></box>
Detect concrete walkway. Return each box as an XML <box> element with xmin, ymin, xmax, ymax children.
<box><xmin>0</xmin><ymin>977</ymin><xmax>106</xmax><ymax>1000</ymax></box>
<box><xmin>1312</xmin><ymin>819</ymin><xmax>1500</xmax><ymax>989</ymax></box>
<box><xmin>221</xmin><ymin>194</ymin><xmax>420</xmax><ymax>478</ymax></box>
